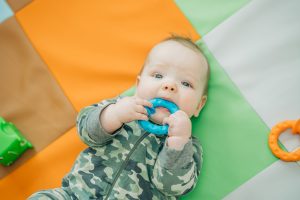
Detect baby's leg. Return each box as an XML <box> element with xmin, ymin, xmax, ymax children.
<box><xmin>28</xmin><ymin>188</ymin><xmax>71</xmax><ymax>200</ymax></box>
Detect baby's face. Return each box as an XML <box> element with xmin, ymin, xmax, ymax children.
<box><xmin>135</xmin><ymin>40</ymin><xmax>208</xmax><ymax>124</ymax></box>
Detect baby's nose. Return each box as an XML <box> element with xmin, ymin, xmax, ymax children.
<box><xmin>162</xmin><ymin>82</ymin><xmax>177</xmax><ymax>92</ymax></box>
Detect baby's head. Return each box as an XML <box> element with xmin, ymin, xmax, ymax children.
<box><xmin>135</xmin><ymin>35</ymin><xmax>209</xmax><ymax>124</ymax></box>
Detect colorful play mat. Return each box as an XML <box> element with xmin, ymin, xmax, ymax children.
<box><xmin>0</xmin><ymin>0</ymin><xmax>299</xmax><ymax>199</ymax></box>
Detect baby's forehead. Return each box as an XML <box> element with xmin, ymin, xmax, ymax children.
<box><xmin>147</xmin><ymin>41</ymin><xmax>207</xmax><ymax>68</ymax></box>
<box><xmin>150</xmin><ymin>40</ymin><xmax>205</xmax><ymax>58</ymax></box>
<box><xmin>144</xmin><ymin>40</ymin><xmax>208</xmax><ymax>82</ymax></box>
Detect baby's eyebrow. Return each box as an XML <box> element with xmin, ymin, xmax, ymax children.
<box><xmin>146</xmin><ymin>64</ymin><xmax>167</xmax><ymax>72</ymax></box>
<box><xmin>183</xmin><ymin>71</ymin><xmax>198</xmax><ymax>82</ymax></box>
<box><xmin>149</xmin><ymin>63</ymin><xmax>167</xmax><ymax>68</ymax></box>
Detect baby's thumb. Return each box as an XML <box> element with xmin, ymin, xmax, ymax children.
<box><xmin>162</xmin><ymin>117</ymin><xmax>170</xmax><ymax>125</ymax></box>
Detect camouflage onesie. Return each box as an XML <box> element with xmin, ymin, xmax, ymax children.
<box><xmin>28</xmin><ymin>97</ymin><xmax>203</xmax><ymax>200</ymax></box>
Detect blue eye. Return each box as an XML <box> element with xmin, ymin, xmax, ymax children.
<box><xmin>154</xmin><ymin>73</ymin><xmax>163</xmax><ymax>79</ymax></box>
<box><xmin>182</xmin><ymin>81</ymin><xmax>192</xmax><ymax>88</ymax></box>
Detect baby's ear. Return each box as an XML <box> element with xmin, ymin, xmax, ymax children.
<box><xmin>133</xmin><ymin>76</ymin><xmax>141</xmax><ymax>97</ymax></box>
<box><xmin>136</xmin><ymin>75</ymin><xmax>141</xmax><ymax>86</ymax></box>
<box><xmin>193</xmin><ymin>95</ymin><xmax>207</xmax><ymax>117</ymax></box>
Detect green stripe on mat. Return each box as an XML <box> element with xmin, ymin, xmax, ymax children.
<box><xmin>182</xmin><ymin>41</ymin><xmax>277</xmax><ymax>199</ymax></box>
<box><xmin>121</xmin><ymin>41</ymin><xmax>277</xmax><ymax>199</ymax></box>
<box><xmin>175</xmin><ymin>0</ymin><xmax>250</xmax><ymax>36</ymax></box>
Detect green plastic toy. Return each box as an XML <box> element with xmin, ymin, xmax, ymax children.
<box><xmin>0</xmin><ymin>117</ymin><xmax>33</xmax><ymax>166</ymax></box>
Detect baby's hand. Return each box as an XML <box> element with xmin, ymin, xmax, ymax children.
<box><xmin>112</xmin><ymin>96</ymin><xmax>152</xmax><ymax>124</ymax></box>
<box><xmin>163</xmin><ymin>110</ymin><xmax>191</xmax><ymax>150</ymax></box>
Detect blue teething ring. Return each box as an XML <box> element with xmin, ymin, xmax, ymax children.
<box><xmin>138</xmin><ymin>98</ymin><xmax>179</xmax><ymax>135</ymax></box>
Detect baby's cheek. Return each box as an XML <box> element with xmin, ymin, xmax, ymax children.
<box><xmin>180</xmin><ymin>99</ymin><xmax>198</xmax><ymax>117</ymax></box>
<box><xmin>180</xmin><ymin>103</ymin><xmax>192</xmax><ymax>116</ymax></box>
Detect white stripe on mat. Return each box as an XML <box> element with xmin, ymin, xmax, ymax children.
<box><xmin>204</xmin><ymin>0</ymin><xmax>300</xmax><ymax>158</ymax></box>
<box><xmin>223</xmin><ymin>161</ymin><xmax>300</xmax><ymax>200</ymax></box>
<box><xmin>203</xmin><ymin>0</ymin><xmax>300</xmax><ymax>198</ymax></box>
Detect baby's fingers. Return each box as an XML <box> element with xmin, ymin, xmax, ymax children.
<box><xmin>163</xmin><ymin>116</ymin><xmax>175</xmax><ymax>128</ymax></box>
<box><xmin>163</xmin><ymin>117</ymin><xmax>171</xmax><ymax>126</ymax></box>
<box><xmin>135</xmin><ymin>113</ymin><xmax>148</xmax><ymax>121</ymax></box>
<box><xmin>135</xmin><ymin>105</ymin><xmax>148</xmax><ymax>115</ymax></box>
<box><xmin>135</xmin><ymin>98</ymin><xmax>152</xmax><ymax>108</ymax></box>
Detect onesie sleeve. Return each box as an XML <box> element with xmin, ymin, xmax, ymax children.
<box><xmin>76</xmin><ymin>97</ymin><xmax>123</xmax><ymax>147</ymax></box>
<box><xmin>151</xmin><ymin>136</ymin><xmax>203</xmax><ymax>197</ymax></box>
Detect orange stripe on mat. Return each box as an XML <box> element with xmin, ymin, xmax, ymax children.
<box><xmin>15</xmin><ymin>0</ymin><xmax>200</xmax><ymax>110</ymax></box>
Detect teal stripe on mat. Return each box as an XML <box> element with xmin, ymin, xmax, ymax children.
<box><xmin>0</xmin><ymin>0</ymin><xmax>13</xmax><ymax>23</ymax></box>
<box><xmin>175</xmin><ymin>0</ymin><xmax>250</xmax><ymax>36</ymax></box>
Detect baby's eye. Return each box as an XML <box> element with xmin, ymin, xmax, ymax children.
<box><xmin>153</xmin><ymin>73</ymin><xmax>163</xmax><ymax>79</ymax></box>
<box><xmin>181</xmin><ymin>81</ymin><xmax>192</xmax><ymax>88</ymax></box>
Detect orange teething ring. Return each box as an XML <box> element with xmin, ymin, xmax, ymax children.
<box><xmin>268</xmin><ymin>119</ymin><xmax>300</xmax><ymax>162</ymax></box>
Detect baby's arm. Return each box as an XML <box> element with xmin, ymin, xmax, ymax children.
<box><xmin>152</xmin><ymin>111</ymin><xmax>203</xmax><ymax>196</ymax></box>
<box><xmin>77</xmin><ymin>96</ymin><xmax>151</xmax><ymax>147</ymax></box>
<box><xmin>152</xmin><ymin>137</ymin><xmax>203</xmax><ymax>197</ymax></box>
<box><xmin>76</xmin><ymin>98</ymin><xmax>120</xmax><ymax>147</ymax></box>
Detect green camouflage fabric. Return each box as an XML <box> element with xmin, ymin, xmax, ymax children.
<box><xmin>28</xmin><ymin>97</ymin><xmax>203</xmax><ymax>200</ymax></box>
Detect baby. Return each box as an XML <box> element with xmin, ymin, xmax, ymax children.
<box><xmin>29</xmin><ymin>35</ymin><xmax>209</xmax><ymax>200</ymax></box>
